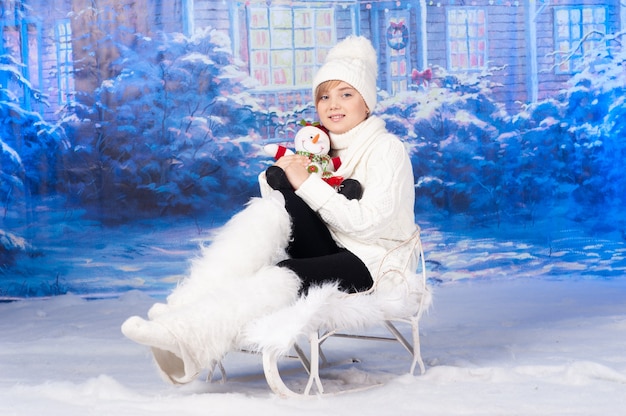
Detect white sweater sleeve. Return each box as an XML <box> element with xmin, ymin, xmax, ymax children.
<box><xmin>295</xmin><ymin>138</ymin><xmax>414</xmax><ymax>243</ymax></box>
<box><xmin>257</xmin><ymin>171</ymin><xmax>273</xmax><ymax>197</ymax></box>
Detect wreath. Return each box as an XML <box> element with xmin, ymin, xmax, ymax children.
<box><xmin>386</xmin><ymin>21</ymin><xmax>409</xmax><ymax>50</ymax></box>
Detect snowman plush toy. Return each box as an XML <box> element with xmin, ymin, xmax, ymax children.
<box><xmin>264</xmin><ymin>121</ymin><xmax>363</xmax><ymax>200</ymax></box>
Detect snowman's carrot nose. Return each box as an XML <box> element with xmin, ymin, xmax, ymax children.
<box><xmin>312</xmin><ymin>133</ymin><xmax>320</xmax><ymax>144</ymax></box>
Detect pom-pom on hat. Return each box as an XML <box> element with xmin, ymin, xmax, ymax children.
<box><xmin>312</xmin><ymin>35</ymin><xmax>378</xmax><ymax>112</ymax></box>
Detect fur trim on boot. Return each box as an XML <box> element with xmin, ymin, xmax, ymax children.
<box><xmin>148</xmin><ymin>196</ymin><xmax>291</xmax><ymax>319</ymax></box>
<box><xmin>122</xmin><ymin>265</ymin><xmax>301</xmax><ymax>384</ymax></box>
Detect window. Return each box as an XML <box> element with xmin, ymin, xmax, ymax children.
<box><xmin>248</xmin><ymin>6</ymin><xmax>334</xmax><ymax>89</ymax></box>
<box><xmin>55</xmin><ymin>19</ymin><xmax>75</xmax><ymax>105</ymax></box>
<box><xmin>447</xmin><ymin>8</ymin><xmax>487</xmax><ymax>72</ymax></box>
<box><xmin>0</xmin><ymin>19</ymin><xmax>42</xmax><ymax>111</ymax></box>
<box><xmin>554</xmin><ymin>6</ymin><xmax>607</xmax><ymax>74</ymax></box>
<box><xmin>386</xmin><ymin>14</ymin><xmax>410</xmax><ymax>94</ymax></box>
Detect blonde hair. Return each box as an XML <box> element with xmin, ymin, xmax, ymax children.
<box><xmin>315</xmin><ymin>80</ymin><xmax>343</xmax><ymax>104</ymax></box>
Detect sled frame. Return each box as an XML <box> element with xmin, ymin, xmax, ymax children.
<box><xmin>262</xmin><ymin>317</ymin><xmax>425</xmax><ymax>397</ymax></box>
<box><xmin>262</xmin><ymin>229</ymin><xmax>429</xmax><ymax>397</ymax></box>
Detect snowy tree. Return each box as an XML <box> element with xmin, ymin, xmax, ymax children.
<box><xmin>380</xmin><ymin>52</ymin><xmax>626</xmax><ymax>234</ymax></box>
<box><xmin>63</xmin><ymin>28</ymin><xmax>268</xmax><ymax>222</ymax></box>
<box><xmin>0</xmin><ymin>53</ymin><xmax>65</xmax><ymax>263</ymax></box>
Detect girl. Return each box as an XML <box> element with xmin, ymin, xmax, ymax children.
<box><xmin>121</xmin><ymin>35</ymin><xmax>418</xmax><ymax>385</ymax></box>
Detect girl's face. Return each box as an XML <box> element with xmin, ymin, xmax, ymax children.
<box><xmin>316</xmin><ymin>81</ymin><xmax>369</xmax><ymax>135</ymax></box>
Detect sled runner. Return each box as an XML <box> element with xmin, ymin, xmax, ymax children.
<box><xmin>210</xmin><ymin>228</ymin><xmax>431</xmax><ymax>397</ymax></box>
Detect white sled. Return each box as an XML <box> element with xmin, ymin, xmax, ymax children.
<box><xmin>209</xmin><ymin>228</ymin><xmax>432</xmax><ymax>397</ymax></box>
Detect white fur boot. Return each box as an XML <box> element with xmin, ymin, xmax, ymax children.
<box><xmin>121</xmin><ymin>265</ymin><xmax>301</xmax><ymax>384</ymax></box>
<box><xmin>148</xmin><ymin>196</ymin><xmax>291</xmax><ymax>319</ymax></box>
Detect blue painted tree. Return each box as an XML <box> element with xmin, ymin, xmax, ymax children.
<box><xmin>0</xmin><ymin>53</ymin><xmax>65</xmax><ymax>266</ymax></box>
<box><xmin>63</xmin><ymin>28</ymin><xmax>268</xmax><ymax>222</ymax></box>
<box><xmin>379</xmin><ymin>40</ymin><xmax>626</xmax><ymax>235</ymax></box>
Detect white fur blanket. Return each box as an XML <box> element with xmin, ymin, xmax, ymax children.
<box><xmin>242</xmin><ymin>272</ymin><xmax>432</xmax><ymax>356</ymax></box>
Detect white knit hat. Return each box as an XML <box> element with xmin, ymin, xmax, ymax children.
<box><xmin>312</xmin><ymin>35</ymin><xmax>378</xmax><ymax>112</ymax></box>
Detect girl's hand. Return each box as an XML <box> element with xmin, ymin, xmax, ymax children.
<box><xmin>275</xmin><ymin>154</ymin><xmax>310</xmax><ymax>190</ymax></box>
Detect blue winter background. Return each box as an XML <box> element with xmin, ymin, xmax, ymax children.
<box><xmin>1</xmin><ymin>0</ymin><xmax>625</xmax><ymax>300</ymax></box>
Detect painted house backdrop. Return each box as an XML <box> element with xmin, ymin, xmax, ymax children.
<box><xmin>1</xmin><ymin>0</ymin><xmax>624</xmax><ymax>298</ymax></box>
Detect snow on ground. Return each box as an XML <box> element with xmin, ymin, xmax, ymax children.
<box><xmin>1</xmin><ymin>277</ymin><xmax>625</xmax><ymax>416</ymax></box>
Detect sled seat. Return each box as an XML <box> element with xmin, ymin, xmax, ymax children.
<box><xmin>211</xmin><ymin>227</ymin><xmax>431</xmax><ymax>397</ymax></box>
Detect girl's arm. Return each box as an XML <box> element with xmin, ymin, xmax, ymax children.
<box><xmin>296</xmin><ymin>138</ymin><xmax>414</xmax><ymax>242</ymax></box>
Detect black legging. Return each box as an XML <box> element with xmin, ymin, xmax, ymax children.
<box><xmin>266</xmin><ymin>166</ymin><xmax>373</xmax><ymax>294</ymax></box>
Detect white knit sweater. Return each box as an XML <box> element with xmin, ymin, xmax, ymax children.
<box><xmin>260</xmin><ymin>116</ymin><xmax>418</xmax><ymax>279</ymax></box>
